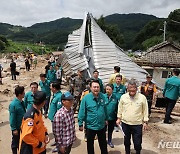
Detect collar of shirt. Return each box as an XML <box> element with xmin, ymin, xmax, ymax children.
<box><xmin>15</xmin><ymin>97</ymin><xmax>23</xmax><ymax>103</ymax></box>
<box><xmin>114</xmin><ymin>83</ymin><xmax>122</xmax><ymax>88</ymax></box>
<box><xmin>32</xmin><ymin>106</ymin><xmax>40</xmax><ymax>115</ymax></box>
<box><xmin>61</xmin><ymin>106</ymin><xmax>73</xmax><ymax>113</ymax></box>
<box><xmin>91</xmin><ymin>92</ymin><xmax>101</xmax><ymax>102</ymax></box>
<box><xmin>53</xmin><ymin>91</ymin><xmax>61</xmax><ymax>97</ymax></box>
<box><xmin>30</xmin><ymin>91</ymin><xmax>34</xmax><ymax>97</ymax></box>
<box><xmin>128</xmin><ymin>92</ymin><xmax>138</xmax><ymax>100</ymax></box>
<box><xmin>108</xmin><ymin>94</ymin><xmax>112</xmax><ymax>100</ymax></box>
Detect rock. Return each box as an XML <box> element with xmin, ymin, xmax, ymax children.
<box><xmin>20</xmin><ymin>67</ymin><xmax>25</xmax><ymax>70</ymax></box>
<box><xmin>2</xmin><ymin>89</ymin><xmax>11</xmax><ymax>94</ymax></box>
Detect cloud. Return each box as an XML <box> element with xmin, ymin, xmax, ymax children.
<box><xmin>0</xmin><ymin>0</ymin><xmax>179</xmax><ymax>27</ymax></box>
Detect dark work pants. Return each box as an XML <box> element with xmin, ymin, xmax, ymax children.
<box><xmin>122</xmin><ymin>122</ymin><xmax>142</xmax><ymax>154</ymax></box>
<box><xmin>58</xmin><ymin>144</ymin><xmax>72</xmax><ymax>154</ymax></box>
<box><xmin>11</xmin><ymin>130</ymin><xmax>20</xmax><ymax>154</ymax></box>
<box><xmin>107</xmin><ymin>120</ymin><xmax>116</xmax><ymax>142</ymax></box>
<box><xmin>86</xmin><ymin>127</ymin><xmax>108</xmax><ymax>154</ymax></box>
<box><xmin>11</xmin><ymin>71</ymin><xmax>16</xmax><ymax>80</ymax></box>
<box><xmin>164</xmin><ymin>97</ymin><xmax>176</xmax><ymax>122</ymax></box>
<box><xmin>25</xmin><ymin>64</ymin><xmax>30</xmax><ymax>71</ymax></box>
<box><xmin>57</xmin><ymin>79</ymin><xmax>62</xmax><ymax>86</ymax></box>
<box><xmin>43</xmin><ymin>96</ymin><xmax>50</xmax><ymax>114</ymax></box>
<box><xmin>147</xmin><ymin>100</ymin><xmax>152</xmax><ymax>115</ymax></box>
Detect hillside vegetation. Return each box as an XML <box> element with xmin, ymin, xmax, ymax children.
<box><xmin>0</xmin><ymin>9</ymin><xmax>179</xmax><ymax>53</ymax></box>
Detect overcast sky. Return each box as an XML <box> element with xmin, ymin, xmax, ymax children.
<box><xmin>0</xmin><ymin>0</ymin><xmax>179</xmax><ymax>27</ymax></box>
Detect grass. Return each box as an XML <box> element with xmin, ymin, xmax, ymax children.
<box><xmin>3</xmin><ymin>40</ymin><xmax>53</xmax><ymax>54</ymax></box>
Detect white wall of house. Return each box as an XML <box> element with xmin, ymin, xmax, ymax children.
<box><xmin>144</xmin><ymin>67</ymin><xmax>173</xmax><ymax>88</ymax></box>
<box><xmin>152</xmin><ymin>68</ymin><xmax>171</xmax><ymax>88</ymax></box>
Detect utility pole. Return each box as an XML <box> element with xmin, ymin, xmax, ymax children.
<box><xmin>163</xmin><ymin>21</ymin><xmax>167</xmax><ymax>42</ymax></box>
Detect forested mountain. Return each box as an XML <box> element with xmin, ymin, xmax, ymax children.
<box><xmin>134</xmin><ymin>9</ymin><xmax>180</xmax><ymax>50</ymax></box>
<box><xmin>104</xmin><ymin>13</ymin><xmax>160</xmax><ymax>49</ymax></box>
<box><xmin>1</xmin><ymin>10</ymin><xmax>179</xmax><ymax>51</ymax></box>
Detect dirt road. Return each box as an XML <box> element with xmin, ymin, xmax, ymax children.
<box><xmin>0</xmin><ymin>56</ymin><xmax>180</xmax><ymax>154</ymax></box>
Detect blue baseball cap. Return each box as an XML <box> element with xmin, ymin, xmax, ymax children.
<box><xmin>61</xmin><ymin>91</ymin><xmax>74</xmax><ymax>100</ymax></box>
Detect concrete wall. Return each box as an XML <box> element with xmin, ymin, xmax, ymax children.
<box><xmin>145</xmin><ymin>68</ymin><xmax>173</xmax><ymax>88</ymax></box>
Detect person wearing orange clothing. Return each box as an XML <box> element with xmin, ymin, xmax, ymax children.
<box><xmin>19</xmin><ymin>91</ymin><xmax>50</xmax><ymax>154</ymax></box>
<box><xmin>140</xmin><ymin>74</ymin><xmax>157</xmax><ymax>116</ymax></box>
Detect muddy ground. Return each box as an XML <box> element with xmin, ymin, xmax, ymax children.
<box><xmin>0</xmin><ymin>56</ymin><xmax>180</xmax><ymax>154</ymax></box>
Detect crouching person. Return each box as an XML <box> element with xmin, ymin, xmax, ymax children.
<box><xmin>53</xmin><ymin>91</ymin><xmax>76</xmax><ymax>154</ymax></box>
<box><xmin>19</xmin><ymin>91</ymin><xmax>50</xmax><ymax>154</ymax></box>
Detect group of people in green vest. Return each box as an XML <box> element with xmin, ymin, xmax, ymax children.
<box><xmin>8</xmin><ymin>63</ymin><xmax>180</xmax><ymax>154</ymax></box>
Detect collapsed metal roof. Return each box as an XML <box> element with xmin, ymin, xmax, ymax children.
<box><xmin>61</xmin><ymin>13</ymin><xmax>148</xmax><ymax>84</ymax></box>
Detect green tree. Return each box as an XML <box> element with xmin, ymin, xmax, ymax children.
<box><xmin>167</xmin><ymin>9</ymin><xmax>180</xmax><ymax>32</ymax></box>
<box><xmin>0</xmin><ymin>40</ymin><xmax>5</xmax><ymax>50</ymax></box>
<box><xmin>142</xmin><ymin>36</ymin><xmax>162</xmax><ymax>49</ymax></box>
<box><xmin>0</xmin><ymin>35</ymin><xmax>8</xmax><ymax>51</ymax></box>
<box><xmin>96</xmin><ymin>15</ymin><xmax>125</xmax><ymax>48</ymax></box>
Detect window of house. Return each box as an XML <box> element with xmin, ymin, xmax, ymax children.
<box><xmin>146</xmin><ymin>69</ymin><xmax>153</xmax><ymax>77</ymax></box>
<box><xmin>162</xmin><ymin>71</ymin><xmax>172</xmax><ymax>78</ymax></box>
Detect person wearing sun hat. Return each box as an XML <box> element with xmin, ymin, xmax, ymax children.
<box><xmin>53</xmin><ymin>91</ymin><xmax>76</xmax><ymax>154</ymax></box>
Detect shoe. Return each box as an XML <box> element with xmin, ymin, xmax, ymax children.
<box><xmin>84</xmin><ymin>136</ymin><xmax>87</xmax><ymax>142</ymax></box>
<box><xmin>114</xmin><ymin>126</ymin><xmax>119</xmax><ymax>132</ymax></box>
<box><xmin>52</xmin><ymin>147</ymin><xmax>58</xmax><ymax>153</ymax></box>
<box><xmin>169</xmin><ymin>117</ymin><xmax>173</xmax><ymax>121</ymax></box>
<box><xmin>94</xmin><ymin>135</ymin><xmax>97</xmax><ymax>140</ymax></box>
<box><xmin>44</xmin><ymin>114</ymin><xmax>48</xmax><ymax>118</ymax></box>
<box><xmin>163</xmin><ymin>121</ymin><xmax>172</xmax><ymax>124</ymax></box>
<box><xmin>51</xmin><ymin>142</ymin><xmax>56</xmax><ymax>146</ymax></box>
<box><xmin>108</xmin><ymin>142</ymin><xmax>114</xmax><ymax>148</ymax></box>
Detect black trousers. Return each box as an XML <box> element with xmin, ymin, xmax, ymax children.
<box><xmin>57</xmin><ymin>79</ymin><xmax>62</xmax><ymax>86</ymax></box>
<box><xmin>86</xmin><ymin>127</ymin><xmax>108</xmax><ymax>154</ymax></box>
<box><xmin>147</xmin><ymin>100</ymin><xmax>152</xmax><ymax>115</ymax></box>
<box><xmin>122</xmin><ymin>122</ymin><xmax>142</xmax><ymax>154</ymax></box>
<box><xmin>58</xmin><ymin>144</ymin><xmax>72</xmax><ymax>154</ymax></box>
<box><xmin>11</xmin><ymin>71</ymin><xmax>16</xmax><ymax>80</ymax></box>
<box><xmin>164</xmin><ymin>97</ymin><xmax>176</xmax><ymax>122</ymax></box>
<box><xmin>43</xmin><ymin>96</ymin><xmax>50</xmax><ymax>114</ymax></box>
<box><xmin>11</xmin><ymin>130</ymin><xmax>20</xmax><ymax>154</ymax></box>
<box><xmin>107</xmin><ymin>120</ymin><xmax>116</xmax><ymax>142</ymax></box>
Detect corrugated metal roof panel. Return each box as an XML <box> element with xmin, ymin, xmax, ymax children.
<box><xmin>90</xmin><ymin>15</ymin><xmax>147</xmax><ymax>84</ymax></box>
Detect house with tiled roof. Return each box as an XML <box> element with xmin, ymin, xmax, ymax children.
<box><xmin>135</xmin><ymin>41</ymin><xmax>180</xmax><ymax>87</ymax></box>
